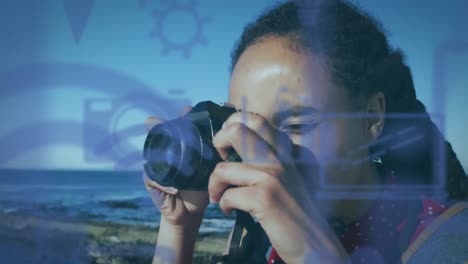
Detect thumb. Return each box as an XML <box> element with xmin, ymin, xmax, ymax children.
<box><xmin>145</xmin><ymin>116</ymin><xmax>164</xmax><ymax>132</ymax></box>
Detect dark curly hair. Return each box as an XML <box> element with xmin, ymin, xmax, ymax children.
<box><xmin>230</xmin><ymin>0</ymin><xmax>467</xmax><ymax>200</ymax></box>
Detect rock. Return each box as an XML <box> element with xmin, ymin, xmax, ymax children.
<box><xmin>3</xmin><ymin>208</ymin><xmax>17</xmax><ymax>214</ymax></box>
<box><xmin>108</xmin><ymin>235</ymin><xmax>120</xmax><ymax>243</ymax></box>
<box><xmin>88</xmin><ymin>248</ymin><xmax>102</xmax><ymax>258</ymax></box>
<box><xmin>95</xmin><ymin>256</ymin><xmax>130</xmax><ymax>264</ymax></box>
<box><xmin>110</xmin><ymin>257</ymin><xmax>130</xmax><ymax>264</ymax></box>
<box><xmin>95</xmin><ymin>257</ymin><xmax>109</xmax><ymax>264</ymax></box>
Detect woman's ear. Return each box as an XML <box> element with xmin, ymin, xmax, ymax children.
<box><xmin>366</xmin><ymin>92</ymin><xmax>385</xmax><ymax>141</ymax></box>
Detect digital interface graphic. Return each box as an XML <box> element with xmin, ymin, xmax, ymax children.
<box><xmin>0</xmin><ymin>1</ymin><xmax>467</xmax><ymax>263</ymax></box>
<box><xmin>0</xmin><ymin>63</ymin><xmax>191</xmax><ymax>170</ymax></box>
<box><xmin>63</xmin><ymin>0</ymin><xmax>94</xmax><ymax>43</ymax></box>
<box><xmin>149</xmin><ymin>0</ymin><xmax>210</xmax><ymax>58</ymax></box>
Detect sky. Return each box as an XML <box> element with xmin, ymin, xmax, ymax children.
<box><xmin>0</xmin><ymin>0</ymin><xmax>467</xmax><ymax>171</ymax></box>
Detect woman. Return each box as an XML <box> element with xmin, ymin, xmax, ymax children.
<box><xmin>143</xmin><ymin>1</ymin><xmax>468</xmax><ymax>263</ymax></box>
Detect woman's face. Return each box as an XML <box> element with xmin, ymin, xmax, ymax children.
<box><xmin>228</xmin><ymin>36</ymin><xmax>374</xmax><ymax>188</ymax></box>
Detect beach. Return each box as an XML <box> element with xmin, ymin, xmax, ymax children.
<box><xmin>0</xmin><ymin>212</ymin><xmax>229</xmax><ymax>264</ymax></box>
<box><xmin>0</xmin><ymin>170</ymin><xmax>234</xmax><ymax>264</ymax></box>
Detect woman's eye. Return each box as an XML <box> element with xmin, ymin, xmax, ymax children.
<box><xmin>279</xmin><ymin>122</ymin><xmax>319</xmax><ymax>134</ymax></box>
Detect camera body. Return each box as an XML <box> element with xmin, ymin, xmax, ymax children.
<box><xmin>143</xmin><ymin>101</ymin><xmax>238</xmax><ymax>190</ymax></box>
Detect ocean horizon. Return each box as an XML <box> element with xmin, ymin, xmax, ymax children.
<box><xmin>0</xmin><ymin>169</ymin><xmax>235</xmax><ymax>234</ymax></box>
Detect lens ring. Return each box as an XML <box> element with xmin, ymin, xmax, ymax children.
<box><xmin>143</xmin><ymin>123</ymin><xmax>181</xmax><ymax>186</ymax></box>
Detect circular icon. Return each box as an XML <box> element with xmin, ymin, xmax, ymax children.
<box><xmin>0</xmin><ymin>63</ymin><xmax>190</xmax><ymax>170</ymax></box>
<box><xmin>150</xmin><ymin>0</ymin><xmax>210</xmax><ymax>58</ymax></box>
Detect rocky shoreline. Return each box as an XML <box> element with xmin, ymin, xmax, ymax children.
<box><xmin>0</xmin><ymin>212</ymin><xmax>229</xmax><ymax>264</ymax></box>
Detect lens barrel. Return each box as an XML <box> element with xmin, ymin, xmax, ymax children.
<box><xmin>143</xmin><ymin>117</ymin><xmax>219</xmax><ymax>190</ymax></box>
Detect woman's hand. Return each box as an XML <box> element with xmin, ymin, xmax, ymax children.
<box><xmin>143</xmin><ymin>107</ymin><xmax>210</xmax><ymax>264</ymax></box>
<box><xmin>143</xmin><ymin>107</ymin><xmax>210</xmax><ymax>227</ymax></box>
<box><xmin>209</xmin><ymin>112</ymin><xmax>348</xmax><ymax>263</ymax></box>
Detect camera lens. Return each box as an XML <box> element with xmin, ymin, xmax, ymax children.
<box><xmin>143</xmin><ymin>118</ymin><xmax>213</xmax><ymax>190</ymax></box>
<box><xmin>146</xmin><ymin>131</ymin><xmax>179</xmax><ymax>178</ymax></box>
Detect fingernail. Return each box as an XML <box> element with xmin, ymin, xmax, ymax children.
<box><xmin>169</xmin><ymin>187</ymin><xmax>178</xmax><ymax>195</ymax></box>
<box><xmin>209</xmin><ymin>196</ymin><xmax>218</xmax><ymax>204</ymax></box>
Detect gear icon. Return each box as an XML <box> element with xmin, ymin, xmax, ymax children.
<box><xmin>150</xmin><ymin>0</ymin><xmax>210</xmax><ymax>58</ymax></box>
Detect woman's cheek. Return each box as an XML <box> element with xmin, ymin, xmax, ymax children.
<box><xmin>294</xmin><ymin>121</ymin><xmax>353</xmax><ymax>184</ymax></box>
<box><xmin>310</xmin><ymin>121</ymin><xmax>341</xmax><ymax>165</ymax></box>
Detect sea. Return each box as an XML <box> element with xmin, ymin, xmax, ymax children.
<box><xmin>0</xmin><ymin>169</ymin><xmax>235</xmax><ymax>234</ymax></box>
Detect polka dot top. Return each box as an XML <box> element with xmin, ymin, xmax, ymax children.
<box><xmin>265</xmin><ymin>167</ymin><xmax>450</xmax><ymax>264</ymax></box>
<box><xmin>265</xmin><ymin>198</ymin><xmax>449</xmax><ymax>264</ymax></box>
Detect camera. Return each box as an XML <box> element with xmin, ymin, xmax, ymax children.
<box><xmin>143</xmin><ymin>101</ymin><xmax>239</xmax><ymax>190</ymax></box>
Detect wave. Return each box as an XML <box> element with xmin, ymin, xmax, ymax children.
<box><xmin>1</xmin><ymin>208</ymin><xmax>17</xmax><ymax>214</ymax></box>
<box><xmin>95</xmin><ymin>190</ymin><xmax>148</xmax><ymax>202</ymax></box>
<box><xmin>200</xmin><ymin>218</ymin><xmax>235</xmax><ymax>234</ymax></box>
<box><xmin>1</xmin><ymin>199</ymin><xmax>235</xmax><ymax>234</ymax></box>
<box><xmin>1</xmin><ymin>175</ymin><xmax>236</xmax><ymax>234</ymax></box>
<box><xmin>0</xmin><ymin>184</ymin><xmax>98</xmax><ymax>191</ymax></box>
<box><xmin>100</xmin><ymin>200</ymin><xmax>141</xmax><ymax>210</ymax></box>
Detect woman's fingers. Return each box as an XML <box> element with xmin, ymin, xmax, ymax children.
<box><xmin>143</xmin><ymin>171</ymin><xmax>178</xmax><ymax>195</ymax></box>
<box><xmin>146</xmin><ymin>184</ymin><xmax>167</xmax><ymax>208</ymax></box>
<box><xmin>213</xmin><ymin>122</ymin><xmax>279</xmax><ymax>164</ymax></box>
<box><xmin>208</xmin><ymin>162</ymin><xmax>278</xmax><ymax>203</ymax></box>
<box><xmin>223</xmin><ymin>112</ymin><xmax>293</xmax><ymax>156</ymax></box>
<box><xmin>217</xmin><ymin>186</ymin><xmax>259</xmax><ymax>215</ymax></box>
